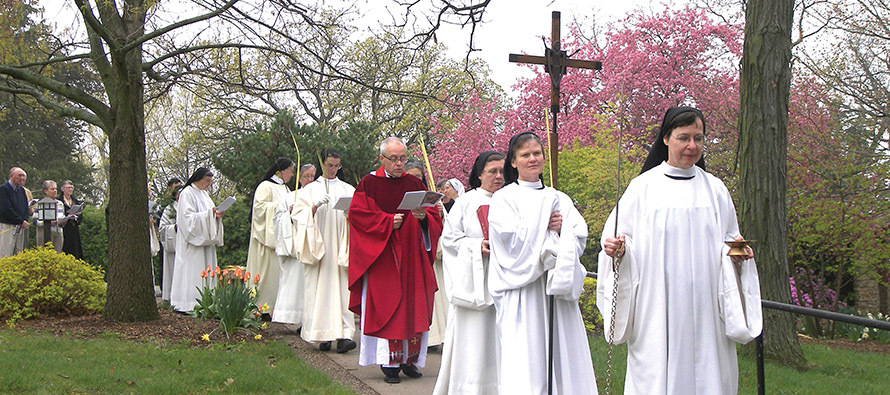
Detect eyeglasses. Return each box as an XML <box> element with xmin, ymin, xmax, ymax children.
<box><xmin>325</xmin><ymin>163</ymin><xmax>342</xmax><ymax>169</ymax></box>
<box><xmin>382</xmin><ymin>155</ymin><xmax>408</xmax><ymax>163</ymax></box>
<box><xmin>671</xmin><ymin>134</ymin><xmax>705</xmax><ymax>145</ymax></box>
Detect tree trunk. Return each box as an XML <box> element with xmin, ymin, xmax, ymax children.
<box><xmin>100</xmin><ymin>4</ymin><xmax>158</xmax><ymax>322</ymax></box>
<box><xmin>738</xmin><ymin>0</ymin><xmax>805</xmax><ymax>368</ymax></box>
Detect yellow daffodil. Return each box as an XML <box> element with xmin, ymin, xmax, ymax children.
<box><xmin>201</xmin><ymin>334</ymin><xmax>210</xmax><ymax>342</ymax></box>
<box><xmin>262</xmin><ymin>303</ymin><xmax>270</xmax><ymax>312</ymax></box>
<box><xmin>261</xmin><ymin>322</ymin><xmax>268</xmax><ymax>330</ymax></box>
<box><xmin>255</xmin><ymin>334</ymin><xmax>263</xmax><ymax>340</ymax></box>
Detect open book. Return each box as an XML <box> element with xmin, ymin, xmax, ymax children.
<box><xmin>67</xmin><ymin>204</ymin><xmax>83</xmax><ymax>216</ymax></box>
<box><xmin>216</xmin><ymin>196</ymin><xmax>236</xmax><ymax>213</ymax></box>
<box><xmin>333</xmin><ymin>196</ymin><xmax>352</xmax><ymax>211</ymax></box>
<box><xmin>396</xmin><ymin>191</ymin><xmax>444</xmax><ymax>210</ymax></box>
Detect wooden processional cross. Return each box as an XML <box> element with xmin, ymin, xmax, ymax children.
<box><xmin>509</xmin><ymin>11</ymin><xmax>602</xmax><ymax>188</ymax></box>
<box><xmin>508</xmin><ymin>11</ymin><xmax>602</xmax><ymax>395</ymax></box>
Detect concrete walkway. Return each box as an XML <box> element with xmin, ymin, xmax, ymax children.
<box><xmin>276</xmin><ymin>320</ymin><xmax>441</xmax><ymax>395</ymax></box>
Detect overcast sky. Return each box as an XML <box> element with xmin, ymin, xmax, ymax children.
<box><xmin>429</xmin><ymin>0</ymin><xmax>661</xmax><ymax>90</ymax></box>
<box><xmin>39</xmin><ymin>0</ymin><xmax>670</xmax><ymax>90</ymax></box>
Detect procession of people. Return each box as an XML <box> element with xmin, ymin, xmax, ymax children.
<box><xmin>1</xmin><ymin>106</ymin><xmax>763</xmax><ymax>395</ymax></box>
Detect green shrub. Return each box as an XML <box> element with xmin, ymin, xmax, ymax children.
<box><xmin>579</xmin><ymin>276</ymin><xmax>603</xmax><ymax>334</ymax></box>
<box><xmin>217</xmin><ymin>197</ymin><xmax>250</xmax><ymax>269</ymax></box>
<box><xmin>79</xmin><ymin>205</ymin><xmax>108</xmax><ymax>275</ymax></box>
<box><xmin>0</xmin><ymin>246</ymin><xmax>106</xmax><ymax>326</ymax></box>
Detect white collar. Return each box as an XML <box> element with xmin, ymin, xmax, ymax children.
<box><xmin>270</xmin><ymin>175</ymin><xmax>284</xmax><ymax>184</ymax></box>
<box><xmin>517</xmin><ymin>179</ymin><xmax>544</xmax><ymax>189</ymax></box>
<box><xmin>661</xmin><ymin>162</ymin><xmax>696</xmax><ymax>179</ymax></box>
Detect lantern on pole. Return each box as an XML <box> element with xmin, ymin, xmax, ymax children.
<box><xmin>37</xmin><ymin>197</ymin><xmax>56</xmax><ymax>248</ymax></box>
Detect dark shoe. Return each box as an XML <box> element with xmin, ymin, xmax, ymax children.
<box><xmin>319</xmin><ymin>341</ymin><xmax>332</xmax><ymax>351</ymax></box>
<box><xmin>400</xmin><ymin>363</ymin><xmax>423</xmax><ymax>379</ymax></box>
<box><xmin>381</xmin><ymin>366</ymin><xmax>401</xmax><ymax>384</ymax></box>
<box><xmin>336</xmin><ymin>338</ymin><xmax>357</xmax><ymax>353</ymax></box>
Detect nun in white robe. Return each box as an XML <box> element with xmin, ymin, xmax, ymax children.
<box><xmin>429</xmin><ymin>177</ymin><xmax>465</xmax><ymax>346</ymax></box>
<box><xmin>488</xmin><ymin>132</ymin><xmax>597</xmax><ymax>395</ymax></box>
<box><xmin>246</xmin><ymin>159</ymin><xmax>295</xmax><ymax>314</ymax></box>
<box><xmin>597</xmin><ymin>107</ymin><xmax>761</xmax><ymax>395</ymax></box>
<box><xmin>433</xmin><ymin>151</ymin><xmax>505</xmax><ymax>395</ymax></box>
<box><xmin>170</xmin><ymin>168</ymin><xmax>224</xmax><ymax>313</ymax></box>
<box><xmin>158</xmin><ymin>197</ymin><xmax>179</xmax><ymax>302</ymax></box>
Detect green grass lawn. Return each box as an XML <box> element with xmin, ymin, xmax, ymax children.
<box><xmin>0</xmin><ymin>330</ymin><xmax>354</xmax><ymax>394</ymax></box>
<box><xmin>589</xmin><ymin>335</ymin><xmax>890</xmax><ymax>394</ymax></box>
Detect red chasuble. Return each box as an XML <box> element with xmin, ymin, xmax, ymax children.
<box><xmin>348</xmin><ymin>167</ymin><xmax>443</xmax><ymax>340</ymax></box>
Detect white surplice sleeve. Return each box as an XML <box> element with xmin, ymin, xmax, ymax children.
<box><xmin>489</xmin><ymin>186</ymin><xmax>555</xmax><ymax>293</ymax></box>
<box><xmin>159</xmin><ymin>202</ymin><xmax>177</xmax><ymax>253</ymax></box>
<box><xmin>334</xmin><ymin>182</ymin><xmax>354</xmax><ymax>267</ymax></box>
<box><xmin>710</xmin><ymin>176</ymin><xmax>763</xmax><ymax>344</ymax></box>
<box><xmin>179</xmin><ymin>188</ymin><xmax>223</xmax><ymax>247</ymax></box>
<box><xmin>291</xmin><ymin>187</ymin><xmax>324</xmax><ymax>265</ymax></box>
<box><xmin>545</xmin><ymin>191</ymin><xmax>589</xmax><ymax>301</ymax></box>
<box><xmin>596</xmin><ymin>181</ymin><xmax>642</xmax><ymax>345</ymax></box>
<box><xmin>442</xmin><ymin>192</ymin><xmax>492</xmax><ymax>310</ymax></box>
<box><xmin>251</xmin><ymin>181</ymin><xmax>281</xmax><ymax>249</ymax></box>
<box><xmin>274</xmin><ymin>194</ymin><xmax>296</xmax><ymax>257</ymax></box>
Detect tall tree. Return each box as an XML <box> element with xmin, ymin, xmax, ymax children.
<box><xmin>0</xmin><ymin>0</ymin><xmax>493</xmax><ymax>322</ymax></box>
<box><xmin>737</xmin><ymin>0</ymin><xmax>806</xmax><ymax>367</ymax></box>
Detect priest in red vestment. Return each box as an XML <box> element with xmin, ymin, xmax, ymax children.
<box><xmin>348</xmin><ymin>137</ymin><xmax>443</xmax><ymax>384</ymax></box>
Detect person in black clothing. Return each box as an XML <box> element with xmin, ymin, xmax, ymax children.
<box><xmin>0</xmin><ymin>167</ymin><xmax>30</xmax><ymax>257</ymax></box>
<box><xmin>59</xmin><ymin>180</ymin><xmax>84</xmax><ymax>259</ymax></box>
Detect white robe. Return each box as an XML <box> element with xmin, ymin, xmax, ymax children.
<box><xmin>272</xmin><ymin>190</ymin><xmax>313</xmax><ymax>325</ymax></box>
<box><xmin>429</xmin><ymin>212</ymin><xmax>449</xmax><ymax>347</ymax></box>
<box><xmin>158</xmin><ymin>201</ymin><xmax>178</xmax><ymax>301</ymax></box>
<box><xmin>171</xmin><ymin>185</ymin><xmax>224</xmax><ymax>312</ymax></box>
<box><xmin>433</xmin><ymin>188</ymin><xmax>499</xmax><ymax>395</ymax></box>
<box><xmin>488</xmin><ymin>180</ymin><xmax>598</xmax><ymax>395</ymax></box>
<box><xmin>358</xmin><ymin>276</ymin><xmax>430</xmax><ymax>368</ymax></box>
<box><xmin>596</xmin><ymin>162</ymin><xmax>762</xmax><ymax>395</ymax></box>
<box><xmin>293</xmin><ymin>178</ymin><xmax>356</xmax><ymax>342</ymax></box>
<box><xmin>246</xmin><ymin>179</ymin><xmax>290</xmax><ymax>313</ymax></box>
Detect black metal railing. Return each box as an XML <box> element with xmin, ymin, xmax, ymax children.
<box><xmin>755</xmin><ymin>300</ymin><xmax>890</xmax><ymax>395</ymax></box>
<box><xmin>585</xmin><ymin>271</ymin><xmax>890</xmax><ymax>394</ymax></box>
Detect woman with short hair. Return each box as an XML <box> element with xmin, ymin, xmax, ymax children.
<box><xmin>33</xmin><ymin>180</ymin><xmax>66</xmax><ymax>253</ymax></box>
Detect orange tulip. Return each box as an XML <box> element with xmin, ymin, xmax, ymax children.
<box><xmin>206</xmin><ymin>264</ymin><xmax>211</xmax><ymax>273</ymax></box>
<box><xmin>200</xmin><ymin>270</ymin><xmax>207</xmax><ymax>278</ymax></box>
<box><xmin>253</xmin><ymin>274</ymin><xmax>260</xmax><ymax>285</ymax></box>
<box><xmin>210</xmin><ymin>270</ymin><xmax>216</xmax><ymax>278</ymax></box>
<box><xmin>214</xmin><ymin>266</ymin><xmax>221</xmax><ymax>275</ymax></box>
<box><xmin>227</xmin><ymin>279</ymin><xmax>232</xmax><ymax>284</ymax></box>
<box><xmin>234</xmin><ymin>267</ymin><xmax>243</xmax><ymax>278</ymax></box>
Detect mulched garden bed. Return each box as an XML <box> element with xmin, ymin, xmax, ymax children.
<box><xmin>12</xmin><ymin>307</ymin><xmax>258</xmax><ymax>344</ymax></box>
<box><xmin>798</xmin><ymin>334</ymin><xmax>890</xmax><ymax>354</ymax></box>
